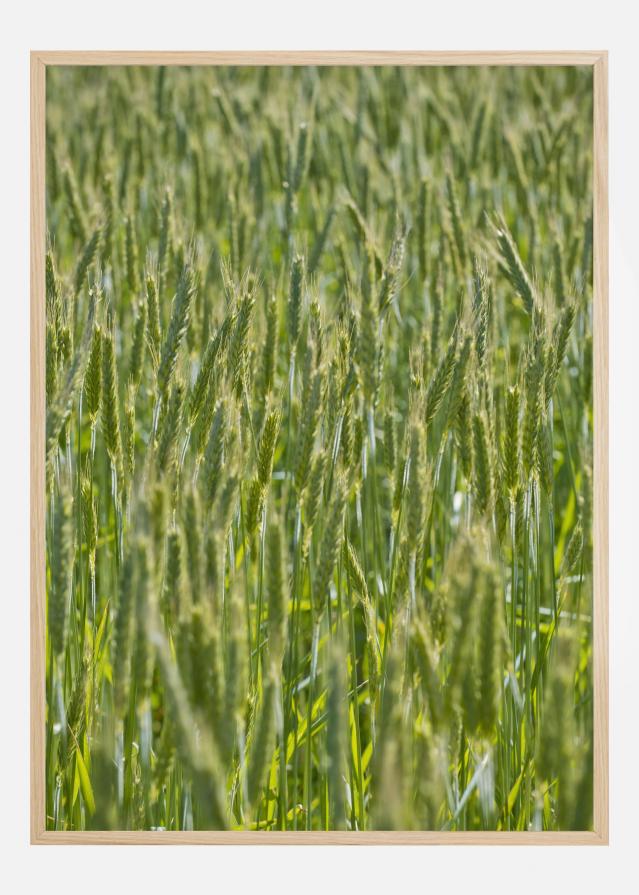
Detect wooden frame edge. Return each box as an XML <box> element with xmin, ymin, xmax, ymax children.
<box><xmin>31</xmin><ymin>50</ymin><xmax>606</xmax><ymax>66</ymax></box>
<box><xmin>31</xmin><ymin>830</ymin><xmax>608</xmax><ymax>846</ymax></box>
<box><xmin>30</xmin><ymin>49</ymin><xmax>46</xmax><ymax>846</ymax></box>
<box><xmin>592</xmin><ymin>50</ymin><xmax>609</xmax><ymax>846</ymax></box>
<box><xmin>30</xmin><ymin>49</ymin><xmax>609</xmax><ymax>846</ymax></box>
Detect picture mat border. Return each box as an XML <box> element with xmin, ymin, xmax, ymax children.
<box><xmin>30</xmin><ymin>50</ymin><xmax>609</xmax><ymax>846</ymax></box>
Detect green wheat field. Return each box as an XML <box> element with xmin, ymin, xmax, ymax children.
<box><xmin>44</xmin><ymin>65</ymin><xmax>593</xmax><ymax>832</ymax></box>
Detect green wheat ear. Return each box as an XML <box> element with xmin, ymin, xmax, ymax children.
<box><xmin>378</xmin><ymin>217</ymin><xmax>407</xmax><ymax>314</ymax></box>
<box><xmin>201</xmin><ymin>398</ymin><xmax>227</xmax><ymax>503</ymax></box>
<box><xmin>46</xmin><ymin>323</ymin><xmax>58</xmax><ymax>407</ymax></box>
<box><xmin>344</xmin><ymin>538</ymin><xmax>368</xmax><ymax>602</ymax></box>
<box><xmin>145</xmin><ymin>272</ymin><xmax>161</xmax><ymax>362</ymax></box>
<box><xmin>472</xmin><ymin>260</ymin><xmax>491</xmax><ymax>371</ymax></box>
<box><xmin>74</xmin><ymin>224</ymin><xmax>101</xmax><ymax>297</ymax></box>
<box><xmin>313</xmin><ymin>477</ymin><xmax>346</xmax><ymax>619</ymax></box>
<box><xmin>560</xmin><ymin>521</ymin><xmax>584</xmax><ymax>584</ymax></box>
<box><xmin>45</xmin><ymin>248</ymin><xmax>61</xmax><ymax>324</ymax></box>
<box><xmin>186</xmin><ymin>334</ymin><xmax>221</xmax><ymax>433</ymax></box>
<box><xmin>302</xmin><ymin>450</ymin><xmax>326</xmax><ymax>555</ymax></box>
<box><xmin>425</xmin><ymin>330</ymin><xmax>458</xmax><ymax>424</ymax></box>
<box><xmin>49</xmin><ymin>483</ymin><xmax>74</xmax><ymax>659</ymax></box>
<box><xmin>245</xmin><ymin>478</ymin><xmax>264</xmax><ymax>539</ymax></box>
<box><xmin>406</xmin><ymin>419</ymin><xmax>427</xmax><ymax>556</ymax></box>
<box><xmin>503</xmin><ymin>384</ymin><xmax>521</xmax><ymax>502</ymax></box>
<box><xmin>257</xmin><ymin>408</ymin><xmax>281</xmax><ymax>488</ymax></box>
<box><xmin>492</xmin><ymin>213</ymin><xmax>536</xmax><ymax>315</ymax></box>
<box><xmin>287</xmin><ymin>254</ymin><xmax>304</xmax><ymax>353</ymax></box>
<box><xmin>455</xmin><ymin>387</ymin><xmax>474</xmax><ymax>482</ymax></box>
<box><xmin>522</xmin><ymin>328</ymin><xmax>546</xmax><ymax>478</ymax></box>
<box><xmin>128</xmin><ymin>301</ymin><xmax>147</xmax><ymax>391</ymax></box>
<box><xmin>46</xmin><ymin>286</ymin><xmax>97</xmax><ymax>471</ymax></box>
<box><xmin>84</xmin><ymin>323</ymin><xmax>102</xmax><ymax>425</ymax></box>
<box><xmin>546</xmin><ymin>301</ymin><xmax>576</xmax><ymax>404</ymax></box>
<box><xmin>472</xmin><ymin>411</ymin><xmax>494</xmax><ymax>517</ymax></box>
<box><xmin>164</xmin><ymin>527</ymin><xmax>184</xmax><ymax>627</ymax></box>
<box><xmin>59</xmin><ymin>655</ymin><xmax>89</xmax><ymax>768</ymax></box>
<box><xmin>445</xmin><ymin>331</ymin><xmax>472</xmax><ymax>429</ymax></box>
<box><xmin>101</xmin><ymin>326</ymin><xmax>124</xmax><ymax>486</ymax></box>
<box><xmin>157</xmin><ymin>262</ymin><xmax>195</xmax><ymax>402</ymax></box>
<box><xmin>383</xmin><ymin>410</ymin><xmax>397</xmax><ymax>476</ymax></box>
<box><xmin>261</xmin><ymin>294</ymin><xmax>279</xmax><ymax>398</ymax></box>
<box><xmin>294</xmin><ymin>369</ymin><xmax>322</xmax><ymax>496</ymax></box>
<box><xmin>156</xmin><ymin>380</ymin><xmax>184</xmax><ymax>474</ymax></box>
<box><xmin>228</xmin><ymin>285</ymin><xmax>256</xmax><ymax>401</ymax></box>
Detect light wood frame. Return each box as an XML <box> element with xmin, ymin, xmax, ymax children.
<box><xmin>30</xmin><ymin>50</ymin><xmax>609</xmax><ymax>845</ymax></box>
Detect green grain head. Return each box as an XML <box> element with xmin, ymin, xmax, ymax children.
<box><xmin>49</xmin><ymin>483</ymin><xmax>74</xmax><ymax>659</ymax></box>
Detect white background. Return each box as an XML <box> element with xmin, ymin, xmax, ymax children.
<box><xmin>1</xmin><ymin>2</ymin><xmax>637</xmax><ymax>890</ymax></box>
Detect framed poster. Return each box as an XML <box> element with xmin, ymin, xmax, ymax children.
<box><xmin>30</xmin><ymin>51</ymin><xmax>608</xmax><ymax>843</ymax></box>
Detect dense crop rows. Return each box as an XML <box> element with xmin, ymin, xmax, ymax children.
<box><xmin>45</xmin><ymin>65</ymin><xmax>593</xmax><ymax>831</ymax></box>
